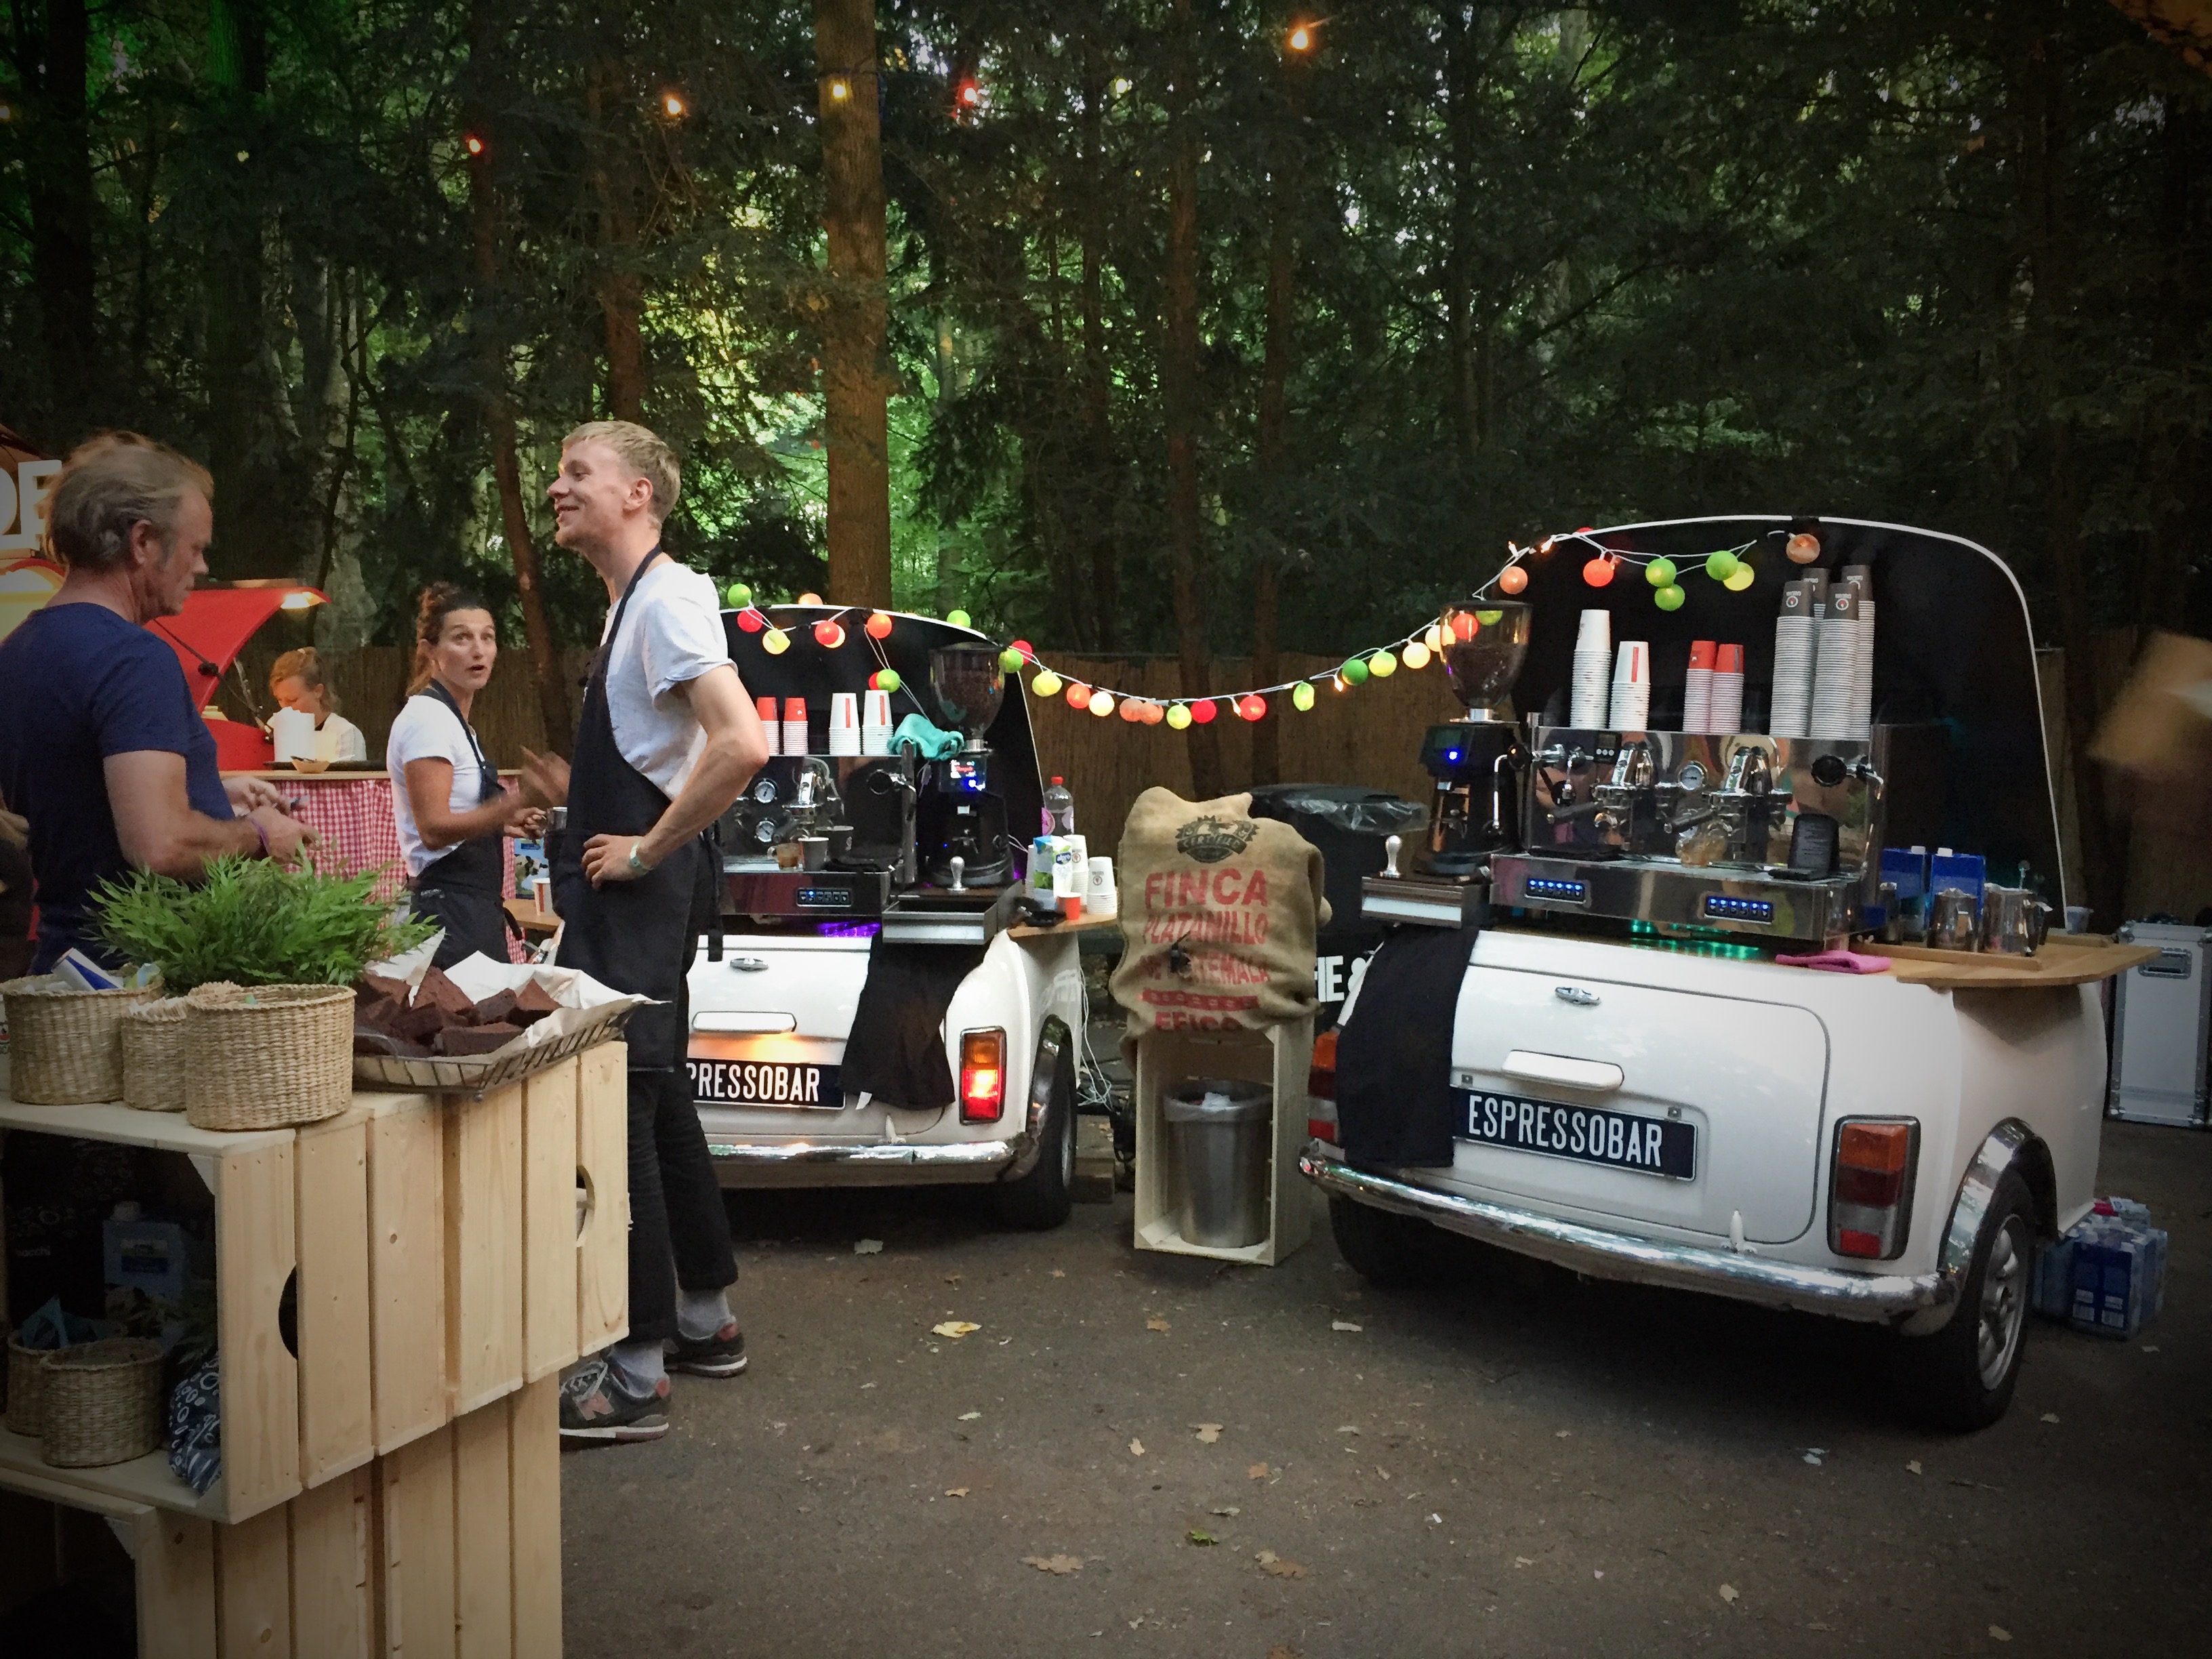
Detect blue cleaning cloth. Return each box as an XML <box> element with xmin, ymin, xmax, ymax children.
<box><xmin>890</xmin><ymin>714</ymin><xmax>964</xmax><ymax>759</ymax></box>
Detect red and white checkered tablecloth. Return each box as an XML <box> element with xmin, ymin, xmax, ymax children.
<box><xmin>282</xmin><ymin>775</ymin><xmax>526</xmax><ymax>962</ymax></box>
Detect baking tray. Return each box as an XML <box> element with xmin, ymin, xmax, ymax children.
<box><xmin>352</xmin><ymin>1002</ymin><xmax>636</xmax><ymax>1095</ymax></box>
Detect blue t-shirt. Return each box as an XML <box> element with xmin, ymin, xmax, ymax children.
<box><xmin>0</xmin><ymin>602</ymin><xmax>234</xmax><ymax>970</ymax></box>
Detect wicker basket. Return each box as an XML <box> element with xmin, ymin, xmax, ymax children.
<box><xmin>121</xmin><ymin>997</ymin><xmax>192</xmax><ymax>1112</ymax></box>
<box><xmin>37</xmin><ymin>1338</ymin><xmax>165</xmax><ymax>1467</ymax></box>
<box><xmin>1</xmin><ymin>974</ymin><xmax>160</xmax><ymax>1105</ymax></box>
<box><xmin>184</xmin><ymin>982</ymin><xmax>356</xmax><ymax>1131</ymax></box>
<box><xmin>5</xmin><ymin>1332</ymin><xmax>47</xmax><ymax>1435</ymax></box>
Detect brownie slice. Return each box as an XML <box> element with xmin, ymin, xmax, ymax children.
<box><xmin>434</xmin><ymin>1023</ymin><xmax>522</xmax><ymax>1057</ymax></box>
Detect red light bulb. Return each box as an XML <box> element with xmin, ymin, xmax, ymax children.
<box><xmin>864</xmin><ymin>611</ymin><xmax>893</xmax><ymax>639</ymax></box>
<box><xmin>1582</xmin><ymin>556</ymin><xmax>1616</xmax><ymax>588</ymax></box>
<box><xmin>736</xmin><ymin>609</ymin><xmax>764</xmax><ymax>633</ymax></box>
<box><xmin>813</xmin><ymin>619</ymin><xmax>846</xmax><ymax>649</ymax></box>
<box><xmin>1190</xmin><ymin>698</ymin><xmax>1218</xmax><ymax>725</ymax></box>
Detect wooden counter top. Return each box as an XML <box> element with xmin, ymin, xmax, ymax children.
<box><xmin>1864</xmin><ymin>935</ymin><xmax>2162</xmax><ymax>989</ymax></box>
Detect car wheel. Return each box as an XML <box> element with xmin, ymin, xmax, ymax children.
<box><xmin>1891</xmin><ymin>1168</ymin><xmax>2036</xmax><ymax>1431</ymax></box>
<box><xmin>991</xmin><ymin>1040</ymin><xmax>1075</xmax><ymax>1231</ymax></box>
<box><xmin>1328</xmin><ymin>1195</ymin><xmax>1437</xmax><ymax>1290</ymax></box>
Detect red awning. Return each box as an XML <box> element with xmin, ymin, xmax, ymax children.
<box><xmin>146</xmin><ymin>585</ymin><xmax>325</xmax><ymax>709</ymax></box>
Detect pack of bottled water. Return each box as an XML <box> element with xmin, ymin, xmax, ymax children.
<box><xmin>2032</xmin><ymin>1197</ymin><xmax>2167</xmax><ymax>1340</ymax></box>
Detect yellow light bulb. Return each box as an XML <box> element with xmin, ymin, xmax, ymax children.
<box><xmin>1402</xmin><ymin>640</ymin><xmax>1431</xmax><ymax>670</ymax></box>
<box><xmin>762</xmin><ymin>628</ymin><xmax>790</xmax><ymax>655</ymax></box>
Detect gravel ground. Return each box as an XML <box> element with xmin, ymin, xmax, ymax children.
<box><xmin>562</xmin><ymin>1120</ymin><xmax>2208</xmax><ymax>1658</ymax></box>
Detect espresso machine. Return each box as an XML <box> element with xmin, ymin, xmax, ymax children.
<box><xmin>1363</xmin><ymin>600</ymin><xmax>1534</xmax><ymax>928</ymax></box>
<box><xmin>919</xmin><ymin>644</ymin><xmax>1013</xmax><ymax>890</ymax></box>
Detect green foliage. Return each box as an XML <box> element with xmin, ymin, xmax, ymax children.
<box><xmin>90</xmin><ymin>859</ymin><xmax>435</xmax><ymax>993</ymax></box>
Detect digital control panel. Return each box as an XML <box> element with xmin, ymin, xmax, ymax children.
<box><xmin>1523</xmin><ymin>876</ymin><xmax>1589</xmax><ymax>905</ymax></box>
<box><xmin>1700</xmin><ymin>893</ymin><xmax>1775</xmax><ymax>924</ymax></box>
<box><xmin>794</xmin><ymin>885</ymin><xmax>857</xmax><ymax>910</ymax></box>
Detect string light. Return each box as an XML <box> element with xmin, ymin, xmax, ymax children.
<box><xmin>1498</xmin><ymin>564</ymin><xmax>1528</xmax><ymax>594</ymax></box>
<box><xmin>1291</xmin><ymin>682</ymin><xmax>1317</xmax><ymax>712</ymax></box>
<box><xmin>1191</xmin><ymin>698</ymin><xmax>1219</xmax><ymax>725</ymax></box>
<box><xmin>869</xmin><ymin>668</ymin><xmax>903</xmax><ymax>691</ymax></box>
<box><xmin>865</xmin><ymin>610</ymin><xmax>893</xmax><ymax>638</ymax></box>
<box><xmin>762</xmin><ymin>628</ymin><xmax>790</xmax><ymax>655</ymax></box>
<box><xmin>1032</xmin><ymin>669</ymin><xmax>1063</xmax><ymax>697</ymax></box>
<box><xmin>1287</xmin><ymin>23</ymin><xmax>1315</xmax><ymax>52</ymax></box>
<box><xmin>1088</xmin><ymin>689</ymin><xmax>1115</xmax><ymax>717</ymax></box>
<box><xmin>1065</xmin><ymin>682</ymin><xmax>1092</xmax><ymax>710</ymax></box>
<box><xmin>1401</xmin><ymin>639</ymin><xmax>1431</xmax><ymax>670</ymax></box>
<box><xmin>724</xmin><ymin>581</ymin><xmax>754</xmax><ymax>608</ymax></box>
<box><xmin>798</xmin><ymin>591</ymin><xmax>823</xmax><ymax>605</ymax></box>
<box><xmin>813</xmin><ymin>618</ymin><xmax>846</xmax><ymax>649</ymax></box>
<box><xmin>1582</xmin><ymin>555</ymin><xmax>1616</xmax><ymax>588</ymax></box>
<box><xmin>828</xmin><ymin>77</ymin><xmax>851</xmax><ymax>102</ymax></box>
<box><xmin>1786</xmin><ymin>531</ymin><xmax>1822</xmax><ymax>564</ymax></box>
<box><xmin>1645</xmin><ymin>557</ymin><xmax>1677</xmax><ymax>588</ymax></box>
<box><xmin>464</xmin><ymin>134</ymin><xmax>487</xmax><ymax>157</ymax></box>
<box><xmin>1368</xmin><ymin>650</ymin><xmax>1397</xmax><ymax>678</ymax></box>
<box><xmin>1166</xmin><ymin>703</ymin><xmax>1192</xmax><ymax>730</ymax></box>
<box><xmin>660</xmin><ymin>91</ymin><xmax>689</xmax><ymax>119</ymax></box>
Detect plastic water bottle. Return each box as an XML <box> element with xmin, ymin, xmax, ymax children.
<box><xmin>1042</xmin><ymin>775</ymin><xmax>1076</xmax><ymax>836</ymax></box>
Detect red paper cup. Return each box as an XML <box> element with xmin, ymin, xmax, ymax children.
<box><xmin>1715</xmin><ymin>644</ymin><xmax>1744</xmax><ymax>674</ymax></box>
<box><xmin>1688</xmin><ymin>640</ymin><xmax>1717</xmax><ymax>670</ymax></box>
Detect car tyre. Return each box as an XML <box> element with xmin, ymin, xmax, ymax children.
<box><xmin>1328</xmin><ymin>1195</ymin><xmax>1437</xmax><ymax>1289</ymax></box>
<box><xmin>991</xmin><ymin>1038</ymin><xmax>1075</xmax><ymax>1231</ymax></box>
<box><xmin>1890</xmin><ymin>1168</ymin><xmax>2036</xmax><ymax>1432</ymax></box>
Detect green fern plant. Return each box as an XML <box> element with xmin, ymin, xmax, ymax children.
<box><xmin>90</xmin><ymin>857</ymin><xmax>435</xmax><ymax>992</ymax></box>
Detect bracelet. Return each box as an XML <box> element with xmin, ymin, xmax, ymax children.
<box><xmin>627</xmin><ymin>838</ymin><xmax>654</xmax><ymax>876</ymax></box>
<box><xmin>250</xmin><ymin>818</ymin><xmax>270</xmax><ymax>858</ymax></box>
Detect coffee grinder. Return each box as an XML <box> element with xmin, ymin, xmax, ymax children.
<box><xmin>1419</xmin><ymin>599</ymin><xmax>1534</xmax><ymax>878</ymax></box>
<box><xmin>920</xmin><ymin>643</ymin><xmax>1012</xmax><ymax>888</ymax></box>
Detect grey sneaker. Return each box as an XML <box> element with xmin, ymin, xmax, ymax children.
<box><xmin>558</xmin><ymin>1357</ymin><xmax>670</xmax><ymax>1442</ymax></box>
<box><xmin>668</xmin><ymin>1321</ymin><xmax>748</xmax><ymax>1378</ymax></box>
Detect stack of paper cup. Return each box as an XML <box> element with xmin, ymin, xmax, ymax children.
<box><xmin>862</xmin><ymin>689</ymin><xmax>895</xmax><ymax>756</ymax></box>
<box><xmin>827</xmin><ymin>692</ymin><xmax>861</xmax><ymax>756</ymax></box>
<box><xmin>1571</xmin><ymin>609</ymin><xmax>1613</xmax><ymax>727</ymax></box>
<box><xmin>1809</xmin><ymin>587</ymin><xmax>1860</xmax><ymax>739</ymax></box>
<box><xmin>1769</xmin><ymin>583</ymin><xmax>1815</xmax><ymax>738</ymax></box>
<box><xmin>1683</xmin><ymin>640</ymin><xmax>1716</xmax><ymax>733</ymax></box>
<box><xmin>1709</xmin><ymin>644</ymin><xmax>1744</xmax><ymax>734</ymax></box>
<box><xmin>1609</xmin><ymin>640</ymin><xmax>1651</xmax><ymax>732</ymax></box>
<box><xmin>756</xmin><ymin>695</ymin><xmax>783</xmax><ymax>754</ymax></box>
<box><xmin>1086</xmin><ymin>855</ymin><xmax>1118</xmax><ymax>920</ymax></box>
<box><xmin>1854</xmin><ymin>598</ymin><xmax>1877</xmax><ymax>739</ymax></box>
<box><xmin>781</xmin><ymin>697</ymin><xmax>809</xmax><ymax>756</ymax></box>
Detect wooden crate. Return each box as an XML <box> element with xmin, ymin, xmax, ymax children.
<box><xmin>0</xmin><ymin>1044</ymin><xmax>627</xmax><ymax>1524</ymax></box>
<box><xmin>1132</xmin><ymin>1020</ymin><xmax>1314</xmax><ymax>1266</ymax></box>
<box><xmin>0</xmin><ymin>1379</ymin><xmax>560</xmax><ymax>1659</ymax></box>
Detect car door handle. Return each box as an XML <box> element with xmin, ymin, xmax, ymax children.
<box><xmin>1502</xmin><ymin>1050</ymin><xmax>1624</xmax><ymax>1094</ymax></box>
<box><xmin>727</xmin><ymin>956</ymin><xmax>770</xmax><ymax>972</ymax></box>
<box><xmin>693</xmin><ymin>1012</ymin><xmax>798</xmax><ymax>1033</ymax></box>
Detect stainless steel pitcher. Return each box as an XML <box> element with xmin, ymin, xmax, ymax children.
<box><xmin>1927</xmin><ymin>888</ymin><xmax>1980</xmax><ymax>952</ymax></box>
<box><xmin>1978</xmin><ymin>884</ymin><xmax>2053</xmax><ymax>956</ymax></box>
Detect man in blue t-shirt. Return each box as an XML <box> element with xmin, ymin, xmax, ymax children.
<box><xmin>0</xmin><ymin>434</ymin><xmax>313</xmax><ymax>972</ymax></box>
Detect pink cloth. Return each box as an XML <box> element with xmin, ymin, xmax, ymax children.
<box><xmin>1774</xmin><ymin>947</ymin><xmax>1891</xmax><ymax>974</ymax></box>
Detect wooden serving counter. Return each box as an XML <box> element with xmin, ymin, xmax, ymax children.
<box><xmin>1864</xmin><ymin>934</ymin><xmax>2160</xmax><ymax>990</ymax></box>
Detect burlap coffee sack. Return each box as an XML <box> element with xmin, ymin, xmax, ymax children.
<box><xmin>1111</xmin><ymin>787</ymin><xmax>1330</xmax><ymax>1040</ymax></box>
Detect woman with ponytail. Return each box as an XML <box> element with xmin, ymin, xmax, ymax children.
<box><xmin>384</xmin><ymin>583</ymin><xmax>541</xmax><ymax>966</ymax></box>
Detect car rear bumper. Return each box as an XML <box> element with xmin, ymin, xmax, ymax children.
<box><xmin>708</xmin><ymin>1137</ymin><xmax>1018</xmax><ymax>1188</ymax></box>
<box><xmin>1300</xmin><ymin>1146</ymin><xmax>1954</xmax><ymax>1326</ymax></box>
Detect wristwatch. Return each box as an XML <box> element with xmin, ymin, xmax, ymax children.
<box><xmin>627</xmin><ymin>839</ymin><xmax>654</xmax><ymax>876</ymax></box>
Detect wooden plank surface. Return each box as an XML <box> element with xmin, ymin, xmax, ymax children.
<box><xmin>297</xmin><ymin>1113</ymin><xmax>377</xmax><ymax>1486</ymax></box>
<box><xmin>370</xmin><ymin>1096</ymin><xmax>449</xmax><ymax>1454</ymax></box>
<box><xmin>217</xmin><ymin>1141</ymin><xmax>304</xmax><ymax>1521</ymax></box>
<box><xmin>507</xmin><ymin>1376</ymin><xmax>562</xmax><ymax>1659</ymax></box>
<box><xmin>0</xmin><ymin>1090</ymin><xmax>293</xmax><ymax>1155</ymax></box>
<box><xmin>379</xmin><ymin>1422</ymin><xmax>457</xmax><ymax>1659</ymax></box>
<box><xmin>445</xmin><ymin>1086</ymin><xmax>526</xmax><ymax>1416</ymax></box>
<box><xmin>452</xmin><ymin>1400</ymin><xmax>514</xmax><ymax>1659</ymax></box>
<box><xmin>521</xmin><ymin>1057</ymin><xmax>581</xmax><ymax>1382</ymax></box>
<box><xmin>1006</xmin><ymin>911</ymin><xmax>1123</xmax><ymax>940</ymax></box>
<box><xmin>218</xmin><ymin>1502</ymin><xmax>294</xmax><ymax>1659</ymax></box>
<box><xmin>1866</xmin><ymin>939</ymin><xmax>2162</xmax><ymax>989</ymax></box>
<box><xmin>136</xmin><ymin>1509</ymin><xmax>220</xmax><ymax>1659</ymax></box>
<box><xmin>289</xmin><ymin>1465</ymin><xmax>375</xmax><ymax>1659</ymax></box>
<box><xmin>576</xmin><ymin>1040</ymin><xmax>630</xmax><ymax>1354</ymax></box>
<box><xmin>0</xmin><ymin>1425</ymin><xmax>227</xmax><ymax>1517</ymax></box>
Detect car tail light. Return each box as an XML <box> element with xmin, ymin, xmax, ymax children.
<box><xmin>1307</xmin><ymin>1028</ymin><xmax>1340</xmax><ymax>1143</ymax></box>
<box><xmin>1828</xmin><ymin>1118</ymin><xmax>1919</xmax><ymax>1260</ymax></box>
<box><xmin>958</xmin><ymin>1029</ymin><xmax>1006</xmax><ymax>1124</ymax></box>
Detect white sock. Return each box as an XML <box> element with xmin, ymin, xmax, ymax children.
<box><xmin>677</xmin><ymin>1287</ymin><xmax>733</xmax><ymax>1343</ymax></box>
<box><xmin>609</xmin><ymin>1338</ymin><xmax>667</xmax><ymax>1393</ymax></box>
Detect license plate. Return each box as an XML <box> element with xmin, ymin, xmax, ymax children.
<box><xmin>688</xmin><ymin>1058</ymin><xmax>842</xmax><ymax>1110</ymax></box>
<box><xmin>1456</xmin><ymin>1089</ymin><xmax>1695</xmax><ymax>1180</ymax></box>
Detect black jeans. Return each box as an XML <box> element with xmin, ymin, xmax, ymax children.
<box><xmin>625</xmin><ymin>1065</ymin><xmax>737</xmax><ymax>1345</ymax></box>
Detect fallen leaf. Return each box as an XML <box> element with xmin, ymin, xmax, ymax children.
<box><xmin>1803</xmin><ymin>1452</ymin><xmax>1824</xmax><ymax>1467</ymax></box>
<box><xmin>1248</xmin><ymin>1462</ymin><xmax>1271</xmax><ymax>1480</ymax></box>
<box><xmin>853</xmin><ymin>1238</ymin><xmax>883</xmax><ymax>1255</ymax></box>
<box><xmin>1267</xmin><ymin>1648</ymin><xmax>1300</xmax><ymax>1659</ymax></box>
<box><xmin>1330</xmin><ymin>1319</ymin><xmax>1364</xmax><ymax>1332</ymax></box>
<box><xmin>945</xmin><ymin>1273</ymin><xmax>962</xmax><ymax>1284</ymax></box>
<box><xmin>1719</xmin><ymin>1584</ymin><xmax>1740</xmax><ymax>1604</ymax></box>
<box><xmin>946</xmin><ymin>1487</ymin><xmax>969</xmax><ymax>1498</ymax></box>
<box><xmin>2040</xmin><ymin>1412</ymin><xmax>2060</xmax><ymax>1424</ymax></box>
<box><xmin>1261</xmin><ymin>1555</ymin><xmax>1307</xmax><ymax>1578</ymax></box>
<box><xmin>1990</xmin><ymin>1626</ymin><xmax>2012</xmax><ymax>1643</ymax></box>
<box><xmin>1210</xmin><ymin>1505</ymin><xmax>1241</xmax><ymax>1517</ymax></box>
<box><xmin>1188</xmin><ymin>1530</ymin><xmax>1217</xmax><ymax>1546</ymax></box>
<box><xmin>1513</xmin><ymin>1557</ymin><xmax>1534</xmax><ymax>1568</ymax></box>
<box><xmin>1050</xmin><ymin>1269</ymin><xmax>1065</xmax><ymax>1278</ymax></box>
<box><xmin>1906</xmin><ymin>1460</ymin><xmax>1922</xmax><ymax>1475</ymax></box>
<box><xmin>1129</xmin><ymin>1438</ymin><xmax>1145</xmax><ymax>1457</ymax></box>
<box><xmin>932</xmin><ymin>1321</ymin><xmax>981</xmax><ymax>1339</ymax></box>
<box><xmin>1334</xmin><ymin>1425</ymin><xmax>1361</xmax><ymax>1435</ymax></box>
<box><xmin>1192</xmin><ymin>1422</ymin><xmax>1223</xmax><ymax>1443</ymax></box>
<box><xmin>1594</xmin><ymin>1570</ymin><xmax>1604</xmax><ymax>1579</ymax></box>
<box><xmin>1146</xmin><ymin>1316</ymin><xmax>1171</xmax><ymax>1333</ymax></box>
<box><xmin>958</xmin><ymin>1411</ymin><xmax>981</xmax><ymax>1421</ymax></box>
<box><xmin>1555</xmin><ymin>1428</ymin><xmax>1572</xmax><ymax>1438</ymax></box>
<box><xmin>1023</xmin><ymin>1554</ymin><xmax>1082</xmax><ymax>1576</ymax></box>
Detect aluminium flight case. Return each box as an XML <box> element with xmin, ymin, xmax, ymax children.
<box><xmin>2106</xmin><ymin>922</ymin><xmax>2212</xmax><ymax>1127</ymax></box>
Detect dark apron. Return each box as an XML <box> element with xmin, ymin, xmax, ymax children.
<box><xmin>408</xmin><ymin>681</ymin><xmax>515</xmax><ymax>969</ymax></box>
<box><xmin>551</xmin><ymin>550</ymin><xmax>703</xmax><ymax>1073</ymax></box>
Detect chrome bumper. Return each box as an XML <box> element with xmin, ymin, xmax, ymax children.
<box><xmin>709</xmin><ymin>1137</ymin><xmax>1017</xmax><ymax>1174</ymax></box>
<box><xmin>1300</xmin><ymin>1147</ymin><xmax>1956</xmax><ymax>1326</ymax></box>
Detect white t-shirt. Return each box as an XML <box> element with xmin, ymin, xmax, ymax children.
<box><xmin>316</xmin><ymin>712</ymin><xmax>369</xmax><ymax>762</ymax></box>
<box><xmin>600</xmin><ymin>558</ymin><xmax>732</xmax><ymax>796</ymax></box>
<box><xmin>386</xmin><ymin>693</ymin><xmax>489</xmax><ymax>877</ymax></box>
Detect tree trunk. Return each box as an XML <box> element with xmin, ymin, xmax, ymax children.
<box><xmin>27</xmin><ymin>0</ymin><xmax>97</xmax><ymax>449</ymax></box>
<box><xmin>1078</xmin><ymin>46</ymin><xmax>1120</xmax><ymax>651</ymax></box>
<box><xmin>469</xmin><ymin>0</ymin><xmax>569</xmax><ymax>752</ymax></box>
<box><xmin>2020</xmin><ymin>22</ymin><xmax>2124</xmax><ymax>926</ymax></box>
<box><xmin>1165</xmin><ymin>1</ymin><xmax>1221</xmax><ymax>799</ymax></box>
<box><xmin>816</xmin><ymin>0</ymin><xmax>895</xmax><ymax>609</ymax></box>
<box><xmin>586</xmin><ymin>49</ymin><xmax>647</xmax><ymax>423</ymax></box>
<box><xmin>1250</xmin><ymin>213</ymin><xmax>1294</xmax><ymax>787</ymax></box>
<box><xmin>1443</xmin><ymin>11</ymin><xmax>1480</xmax><ymax>470</ymax></box>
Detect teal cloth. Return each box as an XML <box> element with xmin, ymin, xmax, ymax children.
<box><xmin>890</xmin><ymin>713</ymin><xmax>963</xmax><ymax>759</ymax></box>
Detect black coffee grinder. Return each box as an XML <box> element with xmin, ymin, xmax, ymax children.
<box><xmin>920</xmin><ymin>644</ymin><xmax>1012</xmax><ymax>888</ymax></box>
<box><xmin>1420</xmin><ymin>599</ymin><xmax>1534</xmax><ymax>878</ymax></box>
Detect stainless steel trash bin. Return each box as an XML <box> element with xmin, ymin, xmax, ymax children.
<box><xmin>1162</xmin><ymin>1080</ymin><xmax>1272</xmax><ymax>1248</ymax></box>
